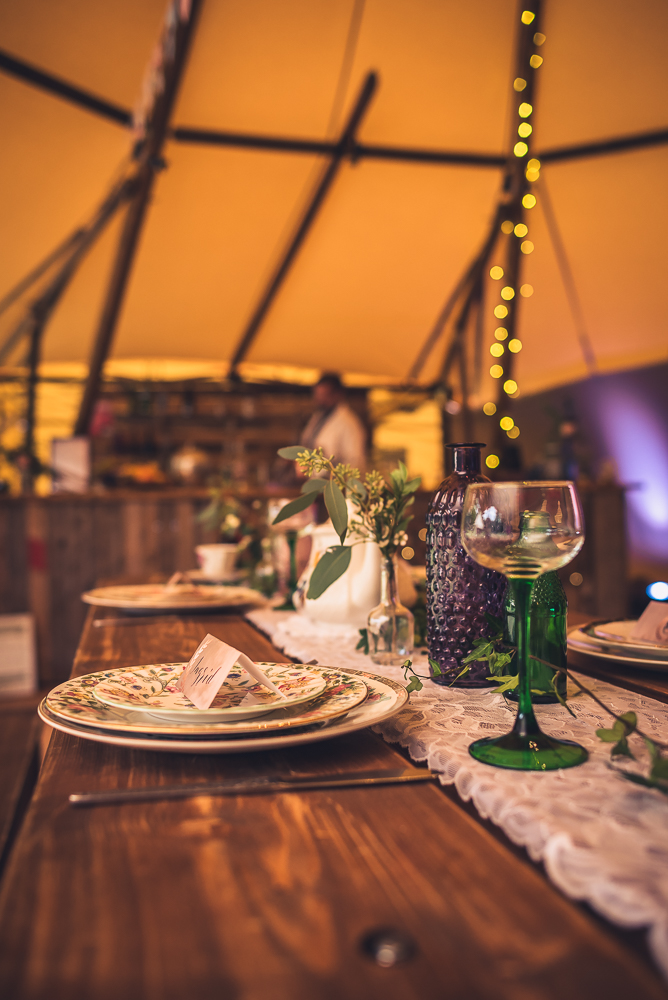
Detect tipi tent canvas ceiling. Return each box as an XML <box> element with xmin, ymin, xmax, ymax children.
<box><xmin>1</xmin><ymin>0</ymin><xmax>667</xmax><ymax>397</ymax></box>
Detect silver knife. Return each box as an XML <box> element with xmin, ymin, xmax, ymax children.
<box><xmin>69</xmin><ymin>768</ymin><xmax>437</xmax><ymax>807</ymax></box>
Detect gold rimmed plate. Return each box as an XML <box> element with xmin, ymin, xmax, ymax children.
<box><xmin>92</xmin><ymin>662</ymin><xmax>327</xmax><ymax>722</ymax></box>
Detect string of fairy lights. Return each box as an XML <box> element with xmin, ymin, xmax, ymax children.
<box><xmin>483</xmin><ymin>8</ymin><xmax>545</xmax><ymax>470</ymax></box>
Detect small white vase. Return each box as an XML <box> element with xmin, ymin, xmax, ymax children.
<box><xmin>295</xmin><ymin>523</ymin><xmax>381</xmax><ymax>628</ymax></box>
<box><xmin>195</xmin><ymin>543</ymin><xmax>239</xmax><ymax>581</ymax></box>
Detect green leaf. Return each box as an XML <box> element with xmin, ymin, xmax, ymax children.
<box><xmin>596</xmin><ymin>725</ymin><xmax>622</xmax><ymax>742</ymax></box>
<box><xmin>462</xmin><ymin>641</ymin><xmax>495</xmax><ymax>664</ymax></box>
<box><xmin>278</xmin><ymin>446</ymin><xmax>307</xmax><ymax>460</ymax></box>
<box><xmin>405</xmin><ymin>676</ymin><xmax>423</xmax><ymax>694</ymax></box>
<box><xmin>324</xmin><ymin>479</ymin><xmax>348</xmax><ymax>543</ymax></box>
<box><xmin>489</xmin><ymin>674</ymin><xmax>520</xmax><ymax>694</ymax></box>
<box><xmin>611</xmin><ymin>737</ymin><xmax>635</xmax><ymax>760</ymax></box>
<box><xmin>447</xmin><ymin>663</ymin><xmax>471</xmax><ymax>686</ymax></box>
<box><xmin>428</xmin><ymin>657</ymin><xmax>442</xmax><ymax>677</ymax></box>
<box><xmin>649</xmin><ymin>751</ymin><xmax>668</xmax><ymax>782</ymax></box>
<box><xmin>349</xmin><ymin>478</ymin><xmax>367</xmax><ymax>499</ymax></box>
<box><xmin>356</xmin><ymin>628</ymin><xmax>370</xmax><ymax>655</ymax></box>
<box><xmin>619</xmin><ymin>711</ymin><xmax>638</xmax><ymax>732</ymax></box>
<box><xmin>272</xmin><ymin>492</ymin><xmax>316</xmax><ymax>524</ymax></box>
<box><xmin>483</xmin><ymin>612</ymin><xmax>503</xmax><ymax>632</ymax></box>
<box><xmin>397</xmin><ymin>460</ymin><xmax>408</xmax><ymax>480</ymax></box>
<box><xmin>306</xmin><ymin>545</ymin><xmax>352</xmax><ymax>600</ymax></box>
<box><xmin>301</xmin><ymin>478</ymin><xmax>327</xmax><ymax>495</ymax></box>
<box><xmin>403</xmin><ymin>477</ymin><xmax>421</xmax><ymax>494</ymax></box>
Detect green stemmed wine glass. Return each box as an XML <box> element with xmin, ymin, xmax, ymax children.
<box><xmin>461</xmin><ymin>481</ymin><xmax>587</xmax><ymax>771</ymax></box>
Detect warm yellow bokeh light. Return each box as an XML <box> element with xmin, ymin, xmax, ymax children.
<box><xmin>514</xmin><ymin>141</ymin><xmax>528</xmax><ymax>157</ymax></box>
<box><xmin>503</xmin><ymin>379</ymin><xmax>518</xmax><ymax>394</ymax></box>
<box><xmin>418</xmin><ymin>527</ymin><xmax>427</xmax><ymax>542</ymax></box>
<box><xmin>525</xmin><ymin>169</ymin><xmax>540</xmax><ymax>182</ymax></box>
<box><xmin>490</xmin><ymin>343</ymin><xmax>504</xmax><ymax>357</ymax></box>
<box><xmin>518</xmin><ymin>102</ymin><xmax>533</xmax><ymax>118</ymax></box>
<box><xmin>489</xmin><ymin>265</ymin><xmax>504</xmax><ymax>280</ymax></box>
<box><xmin>520</xmin><ymin>284</ymin><xmax>534</xmax><ymax>297</ymax></box>
<box><xmin>522</xmin><ymin>193</ymin><xmax>536</xmax><ymax>209</ymax></box>
<box><xmin>514</xmin><ymin>223</ymin><xmax>528</xmax><ymax>237</ymax></box>
<box><xmin>520</xmin><ymin>240</ymin><xmax>534</xmax><ymax>254</ymax></box>
<box><xmin>500</xmin><ymin>416</ymin><xmax>514</xmax><ymax>431</ymax></box>
<box><xmin>514</xmin><ymin>77</ymin><xmax>527</xmax><ymax>92</ymax></box>
<box><xmin>521</xmin><ymin>10</ymin><xmax>536</xmax><ymax>24</ymax></box>
<box><xmin>508</xmin><ymin>339</ymin><xmax>523</xmax><ymax>353</ymax></box>
<box><xmin>528</xmin><ymin>158</ymin><xmax>541</xmax><ymax>170</ymax></box>
<box><xmin>486</xmin><ymin>454</ymin><xmax>500</xmax><ymax>469</ymax></box>
<box><xmin>501</xmin><ymin>220</ymin><xmax>514</xmax><ymax>235</ymax></box>
<box><xmin>494</xmin><ymin>304</ymin><xmax>508</xmax><ymax>318</ymax></box>
<box><xmin>534</xmin><ymin>32</ymin><xmax>546</xmax><ymax>45</ymax></box>
<box><xmin>501</xmin><ymin>286</ymin><xmax>515</xmax><ymax>300</ymax></box>
<box><xmin>530</xmin><ymin>54</ymin><xmax>544</xmax><ymax>68</ymax></box>
<box><xmin>490</xmin><ymin>365</ymin><xmax>504</xmax><ymax>379</ymax></box>
<box><xmin>494</xmin><ymin>327</ymin><xmax>508</xmax><ymax>341</ymax></box>
<box><xmin>518</xmin><ymin>122</ymin><xmax>532</xmax><ymax>138</ymax></box>
<box><xmin>507</xmin><ymin>426</ymin><xmax>521</xmax><ymax>439</ymax></box>
<box><xmin>402</xmin><ymin>546</ymin><xmax>415</xmax><ymax>561</ymax></box>
<box><xmin>483</xmin><ymin>402</ymin><xmax>497</xmax><ymax>416</ymax></box>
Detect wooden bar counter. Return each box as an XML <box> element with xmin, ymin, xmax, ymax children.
<box><xmin>0</xmin><ymin>608</ymin><xmax>666</xmax><ymax>1000</ymax></box>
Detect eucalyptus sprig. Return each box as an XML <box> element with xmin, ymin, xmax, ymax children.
<box><xmin>274</xmin><ymin>446</ymin><xmax>420</xmax><ymax>600</ymax></box>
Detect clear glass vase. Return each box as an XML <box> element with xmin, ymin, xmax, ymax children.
<box><xmin>367</xmin><ymin>557</ymin><xmax>414</xmax><ymax>666</ymax></box>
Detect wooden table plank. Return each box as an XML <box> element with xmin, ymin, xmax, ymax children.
<box><xmin>0</xmin><ymin>697</ymin><xmax>39</xmax><ymax>872</ymax></box>
<box><xmin>0</xmin><ymin>609</ymin><xmax>666</xmax><ymax>1000</ymax></box>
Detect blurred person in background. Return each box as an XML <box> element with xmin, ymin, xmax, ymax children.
<box><xmin>300</xmin><ymin>373</ymin><xmax>367</xmax><ymax>472</ymax></box>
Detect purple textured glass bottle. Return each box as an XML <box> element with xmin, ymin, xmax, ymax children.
<box><xmin>426</xmin><ymin>443</ymin><xmax>506</xmax><ymax>687</ymax></box>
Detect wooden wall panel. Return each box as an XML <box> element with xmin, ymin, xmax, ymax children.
<box><xmin>0</xmin><ymin>501</ymin><xmax>27</xmax><ymax>614</ymax></box>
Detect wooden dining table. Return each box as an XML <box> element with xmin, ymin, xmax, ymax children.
<box><xmin>1</xmin><ymin>606</ymin><xmax>667</xmax><ymax>1000</ymax></box>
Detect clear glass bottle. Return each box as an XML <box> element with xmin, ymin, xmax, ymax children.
<box><xmin>503</xmin><ymin>511</ymin><xmax>568</xmax><ymax>703</ymax></box>
<box><xmin>426</xmin><ymin>443</ymin><xmax>506</xmax><ymax>686</ymax></box>
<box><xmin>367</xmin><ymin>556</ymin><xmax>414</xmax><ymax>666</ymax></box>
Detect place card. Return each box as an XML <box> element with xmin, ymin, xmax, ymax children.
<box><xmin>630</xmin><ymin>601</ymin><xmax>668</xmax><ymax>647</ymax></box>
<box><xmin>178</xmin><ymin>634</ymin><xmax>287</xmax><ymax>710</ymax></box>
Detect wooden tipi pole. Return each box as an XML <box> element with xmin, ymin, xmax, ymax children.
<box><xmin>74</xmin><ymin>0</ymin><xmax>203</xmax><ymax>436</ymax></box>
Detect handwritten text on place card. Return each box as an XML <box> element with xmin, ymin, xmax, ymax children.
<box><xmin>178</xmin><ymin>634</ymin><xmax>286</xmax><ymax>710</ymax></box>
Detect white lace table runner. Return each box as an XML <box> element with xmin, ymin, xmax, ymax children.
<box><xmin>247</xmin><ymin>608</ymin><xmax>668</xmax><ymax>981</ymax></box>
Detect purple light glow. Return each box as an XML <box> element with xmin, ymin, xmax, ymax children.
<box><xmin>598</xmin><ymin>389</ymin><xmax>668</xmax><ymax>560</ymax></box>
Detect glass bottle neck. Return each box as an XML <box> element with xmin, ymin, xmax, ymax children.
<box><xmin>449</xmin><ymin>444</ymin><xmax>483</xmax><ymax>475</ymax></box>
<box><xmin>380</xmin><ymin>557</ymin><xmax>398</xmax><ymax>605</ymax></box>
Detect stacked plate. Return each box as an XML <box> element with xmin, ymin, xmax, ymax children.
<box><xmin>38</xmin><ymin>660</ymin><xmax>408</xmax><ymax>753</ymax></box>
<box><xmin>568</xmin><ymin>619</ymin><xmax>668</xmax><ymax>672</ymax></box>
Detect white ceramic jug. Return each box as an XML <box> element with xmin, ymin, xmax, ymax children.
<box><xmin>294</xmin><ymin>523</ymin><xmax>381</xmax><ymax>627</ymax></box>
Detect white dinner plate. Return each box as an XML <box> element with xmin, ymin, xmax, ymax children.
<box><xmin>81</xmin><ymin>583</ymin><xmax>266</xmax><ymax>610</ymax></box>
<box><xmin>568</xmin><ymin>629</ymin><xmax>668</xmax><ymax>672</ymax></box>
<box><xmin>38</xmin><ymin>668</ymin><xmax>409</xmax><ymax>754</ymax></box>
<box><xmin>583</xmin><ymin>620</ymin><xmax>668</xmax><ymax>660</ymax></box>
<box><xmin>92</xmin><ymin>662</ymin><xmax>327</xmax><ymax>721</ymax></box>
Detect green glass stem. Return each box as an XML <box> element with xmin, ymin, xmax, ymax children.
<box><xmin>512</xmin><ymin>577</ymin><xmax>541</xmax><ymax>739</ymax></box>
<box><xmin>468</xmin><ymin>573</ymin><xmax>588</xmax><ymax>771</ymax></box>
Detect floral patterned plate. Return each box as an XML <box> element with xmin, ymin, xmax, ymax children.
<box><xmin>38</xmin><ymin>668</ymin><xmax>407</xmax><ymax>753</ymax></box>
<box><xmin>45</xmin><ymin>666</ymin><xmax>367</xmax><ymax>735</ymax></box>
<box><xmin>81</xmin><ymin>583</ymin><xmax>266</xmax><ymax>610</ymax></box>
<box><xmin>92</xmin><ymin>663</ymin><xmax>327</xmax><ymax>721</ymax></box>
